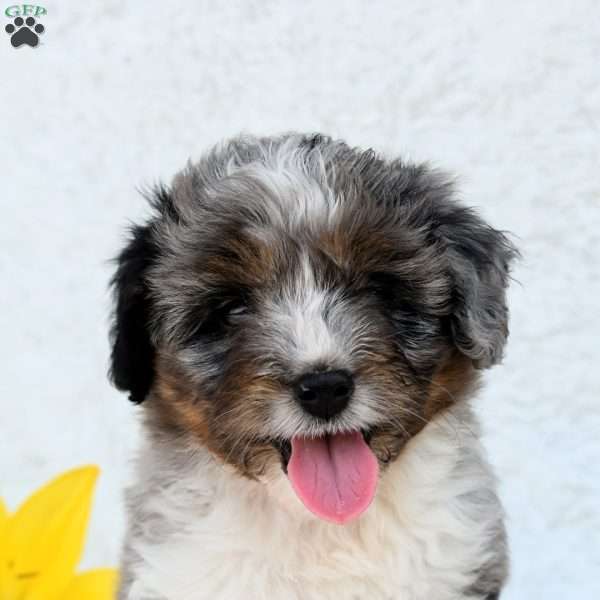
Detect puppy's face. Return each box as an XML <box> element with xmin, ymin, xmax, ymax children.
<box><xmin>111</xmin><ymin>135</ymin><xmax>516</xmax><ymax>523</ymax></box>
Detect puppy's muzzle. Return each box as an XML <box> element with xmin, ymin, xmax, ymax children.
<box><xmin>293</xmin><ymin>369</ymin><xmax>354</xmax><ymax>420</ymax></box>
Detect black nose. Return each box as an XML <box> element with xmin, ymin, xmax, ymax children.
<box><xmin>294</xmin><ymin>370</ymin><xmax>354</xmax><ymax>420</ymax></box>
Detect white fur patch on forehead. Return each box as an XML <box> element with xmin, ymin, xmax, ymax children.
<box><xmin>227</xmin><ymin>138</ymin><xmax>342</xmax><ymax>231</ymax></box>
<box><xmin>269</xmin><ymin>253</ymin><xmax>347</xmax><ymax>372</ymax></box>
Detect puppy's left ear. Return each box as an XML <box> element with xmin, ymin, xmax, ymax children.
<box><xmin>109</xmin><ymin>223</ymin><xmax>157</xmax><ymax>403</ymax></box>
<box><xmin>439</xmin><ymin>206</ymin><xmax>519</xmax><ymax>369</ymax></box>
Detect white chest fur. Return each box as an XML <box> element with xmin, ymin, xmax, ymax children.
<box><xmin>120</xmin><ymin>404</ymin><xmax>505</xmax><ymax>600</ymax></box>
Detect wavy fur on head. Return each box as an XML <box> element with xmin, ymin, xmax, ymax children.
<box><xmin>110</xmin><ymin>133</ymin><xmax>517</xmax><ymax>600</ymax></box>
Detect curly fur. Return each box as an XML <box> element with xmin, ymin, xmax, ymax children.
<box><xmin>109</xmin><ymin>133</ymin><xmax>517</xmax><ymax>599</ymax></box>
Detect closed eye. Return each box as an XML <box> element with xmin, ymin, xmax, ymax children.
<box><xmin>187</xmin><ymin>296</ymin><xmax>249</xmax><ymax>342</ymax></box>
<box><xmin>209</xmin><ymin>298</ymin><xmax>249</xmax><ymax>324</ymax></box>
<box><xmin>362</xmin><ymin>272</ymin><xmax>442</xmax><ymax>339</ymax></box>
<box><xmin>364</xmin><ymin>271</ymin><xmax>404</xmax><ymax>303</ymax></box>
<box><xmin>227</xmin><ymin>302</ymin><xmax>248</xmax><ymax>317</ymax></box>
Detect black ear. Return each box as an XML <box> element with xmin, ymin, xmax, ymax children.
<box><xmin>109</xmin><ymin>224</ymin><xmax>157</xmax><ymax>403</ymax></box>
<box><xmin>439</xmin><ymin>206</ymin><xmax>519</xmax><ymax>368</ymax></box>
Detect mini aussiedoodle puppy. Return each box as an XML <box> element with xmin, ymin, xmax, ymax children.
<box><xmin>110</xmin><ymin>133</ymin><xmax>517</xmax><ymax>600</ymax></box>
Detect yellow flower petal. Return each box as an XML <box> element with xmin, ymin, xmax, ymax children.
<box><xmin>0</xmin><ymin>496</ymin><xmax>8</xmax><ymax>521</ymax></box>
<box><xmin>0</xmin><ymin>498</ymin><xmax>9</xmax><ymax>596</ymax></box>
<box><xmin>0</xmin><ymin>496</ymin><xmax>8</xmax><ymax>543</ymax></box>
<box><xmin>5</xmin><ymin>465</ymin><xmax>100</xmax><ymax>600</ymax></box>
<box><xmin>62</xmin><ymin>569</ymin><xmax>119</xmax><ymax>600</ymax></box>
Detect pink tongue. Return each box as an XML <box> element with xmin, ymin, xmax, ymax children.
<box><xmin>287</xmin><ymin>432</ymin><xmax>379</xmax><ymax>524</ymax></box>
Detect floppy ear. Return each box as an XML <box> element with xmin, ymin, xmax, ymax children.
<box><xmin>438</xmin><ymin>206</ymin><xmax>518</xmax><ymax>368</ymax></box>
<box><xmin>109</xmin><ymin>224</ymin><xmax>157</xmax><ymax>403</ymax></box>
<box><xmin>352</xmin><ymin>155</ymin><xmax>518</xmax><ymax>369</ymax></box>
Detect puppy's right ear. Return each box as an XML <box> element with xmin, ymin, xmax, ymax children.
<box><xmin>109</xmin><ymin>224</ymin><xmax>157</xmax><ymax>404</ymax></box>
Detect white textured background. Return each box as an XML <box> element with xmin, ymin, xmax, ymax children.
<box><xmin>1</xmin><ymin>1</ymin><xmax>599</xmax><ymax>598</ymax></box>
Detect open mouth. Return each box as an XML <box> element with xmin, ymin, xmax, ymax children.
<box><xmin>273</xmin><ymin>430</ymin><xmax>379</xmax><ymax>525</ymax></box>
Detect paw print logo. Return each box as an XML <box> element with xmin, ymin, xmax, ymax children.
<box><xmin>5</xmin><ymin>16</ymin><xmax>45</xmax><ymax>48</ymax></box>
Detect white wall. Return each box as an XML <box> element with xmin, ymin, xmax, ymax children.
<box><xmin>1</xmin><ymin>1</ymin><xmax>598</xmax><ymax>597</ymax></box>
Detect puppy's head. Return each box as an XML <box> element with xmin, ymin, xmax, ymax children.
<box><xmin>110</xmin><ymin>134</ymin><xmax>517</xmax><ymax>523</ymax></box>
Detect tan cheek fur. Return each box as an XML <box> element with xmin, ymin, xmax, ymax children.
<box><xmin>366</xmin><ymin>350</ymin><xmax>479</xmax><ymax>467</ymax></box>
<box><xmin>424</xmin><ymin>351</ymin><xmax>480</xmax><ymax>420</ymax></box>
<box><xmin>150</xmin><ymin>348</ymin><xmax>478</xmax><ymax>479</ymax></box>
<box><xmin>149</xmin><ymin>352</ymin><xmax>280</xmax><ymax>479</ymax></box>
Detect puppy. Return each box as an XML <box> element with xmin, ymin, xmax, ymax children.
<box><xmin>110</xmin><ymin>133</ymin><xmax>517</xmax><ymax>600</ymax></box>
